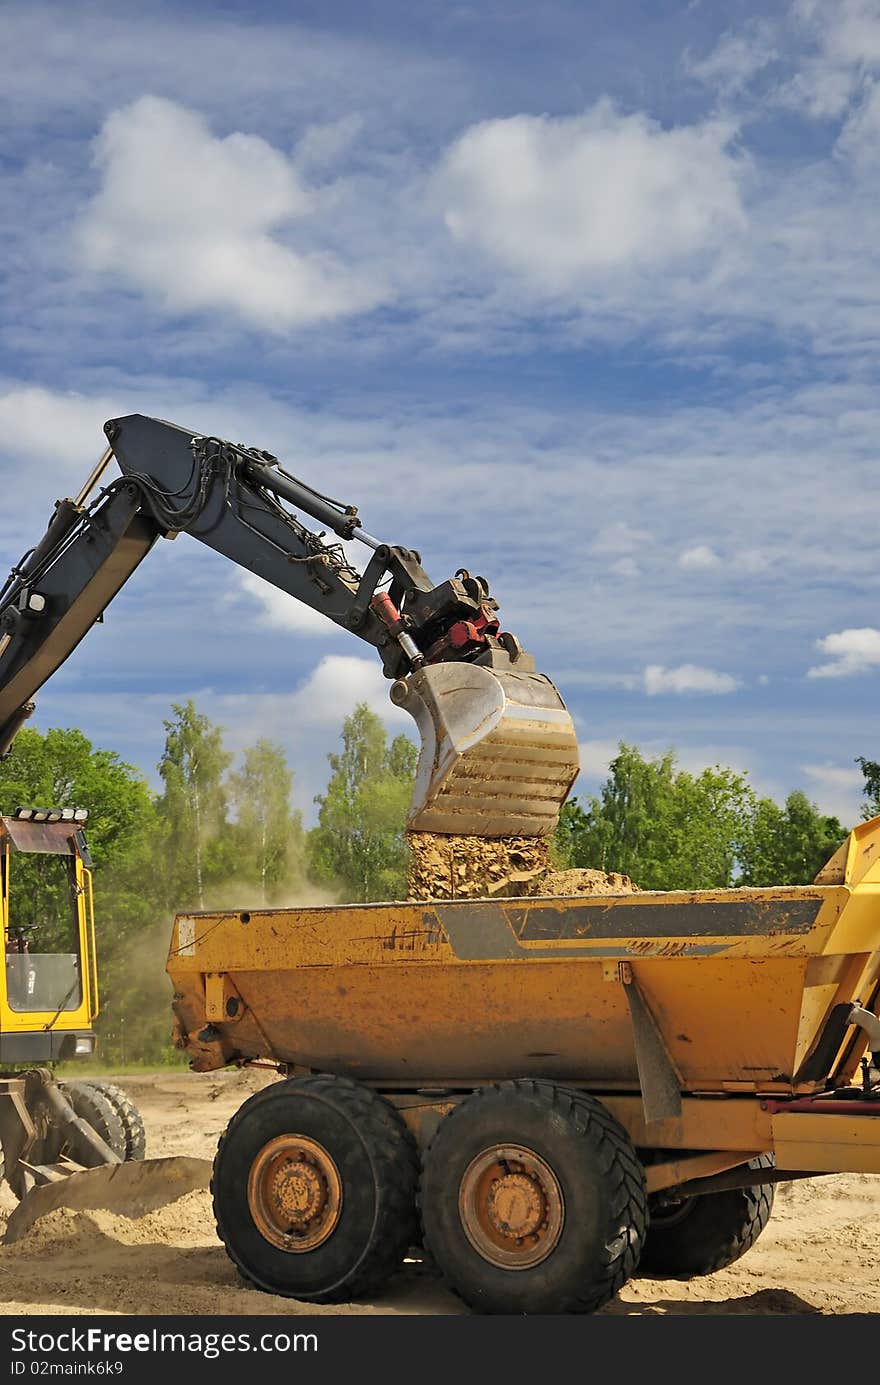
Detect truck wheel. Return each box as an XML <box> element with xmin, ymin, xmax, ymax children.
<box><xmin>640</xmin><ymin>1154</ymin><xmax>775</xmax><ymax>1278</ymax></box>
<box><xmin>62</xmin><ymin>1081</ymin><xmax>127</xmax><ymax>1160</ymax></box>
<box><xmin>212</xmin><ymin>1075</ymin><xmax>419</xmax><ymax>1302</ymax></box>
<box><xmin>419</xmin><ymin>1079</ymin><xmax>647</xmax><ymax>1314</ymax></box>
<box><xmin>79</xmin><ymin>1081</ymin><xmax>146</xmax><ymax>1162</ymax></box>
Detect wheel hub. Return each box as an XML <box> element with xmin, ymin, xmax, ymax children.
<box><xmin>248</xmin><ymin>1135</ymin><xmax>342</xmax><ymax>1252</ymax></box>
<box><xmin>487</xmin><ymin>1172</ymin><xmax>545</xmax><ymax>1238</ymax></box>
<box><xmin>459</xmin><ymin>1143</ymin><xmax>565</xmax><ymax>1270</ymax></box>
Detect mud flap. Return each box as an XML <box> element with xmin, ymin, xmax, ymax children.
<box><xmin>391</xmin><ymin>662</ymin><xmax>580</xmax><ymax>836</ymax></box>
<box><xmin>3</xmin><ymin>1156</ymin><xmax>212</xmax><ymax>1245</ymax></box>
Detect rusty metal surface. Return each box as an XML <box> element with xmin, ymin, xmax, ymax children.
<box><xmin>1</xmin><ymin>818</ymin><xmax>79</xmax><ymax>855</ymax></box>
<box><xmin>167</xmin><ymin>825</ymin><xmax>880</xmax><ymax>1098</ymax></box>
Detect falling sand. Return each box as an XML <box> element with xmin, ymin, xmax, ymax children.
<box><xmin>406</xmin><ymin>832</ymin><xmax>639</xmax><ymax>901</ymax></box>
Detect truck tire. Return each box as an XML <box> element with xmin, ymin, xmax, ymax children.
<box><xmin>419</xmin><ymin>1079</ymin><xmax>647</xmax><ymax>1314</ymax></box>
<box><xmin>79</xmin><ymin>1081</ymin><xmax>146</xmax><ymax>1162</ymax></box>
<box><xmin>640</xmin><ymin>1154</ymin><xmax>775</xmax><ymax>1278</ymax></box>
<box><xmin>62</xmin><ymin>1081</ymin><xmax>127</xmax><ymax>1160</ymax></box>
<box><xmin>212</xmin><ymin>1075</ymin><xmax>419</xmax><ymax>1302</ymax></box>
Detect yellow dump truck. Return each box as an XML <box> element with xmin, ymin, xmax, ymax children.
<box><xmin>168</xmin><ymin>819</ymin><xmax>880</xmax><ymax>1315</ymax></box>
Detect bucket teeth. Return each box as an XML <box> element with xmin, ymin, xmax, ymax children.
<box><xmin>391</xmin><ymin>662</ymin><xmax>580</xmax><ymax>837</ymax></box>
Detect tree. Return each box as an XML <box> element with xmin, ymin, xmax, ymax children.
<box><xmin>157</xmin><ymin>701</ymin><xmax>233</xmax><ymax>910</ymax></box>
<box><xmin>309</xmin><ymin>704</ymin><xmax>417</xmax><ymax>902</ymax></box>
<box><xmin>0</xmin><ymin>725</ymin><xmax>156</xmax><ymax>946</ymax></box>
<box><xmin>228</xmin><ymin>739</ymin><xmax>306</xmax><ymax>904</ymax></box>
<box><xmin>556</xmin><ymin>744</ymin><xmax>755</xmax><ymax>890</ymax></box>
<box><xmin>0</xmin><ymin>725</ymin><xmax>153</xmax><ymax>862</ymax></box>
<box><xmin>737</xmin><ymin>791</ymin><xmax>846</xmax><ymax>886</ymax></box>
<box><xmin>856</xmin><ymin>757</ymin><xmax>880</xmax><ymax>820</ymax></box>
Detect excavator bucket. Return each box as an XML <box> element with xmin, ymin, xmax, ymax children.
<box><xmin>3</xmin><ymin>1157</ymin><xmax>212</xmax><ymax>1245</ymax></box>
<box><xmin>391</xmin><ymin>662</ymin><xmax>580</xmax><ymax>836</ymax></box>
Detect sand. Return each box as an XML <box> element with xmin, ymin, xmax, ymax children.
<box><xmin>0</xmin><ymin>1067</ymin><xmax>877</xmax><ymax>1317</ymax></box>
<box><xmin>405</xmin><ymin>833</ymin><xmax>639</xmax><ymax>900</ymax></box>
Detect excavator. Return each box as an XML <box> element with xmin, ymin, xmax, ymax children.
<box><xmin>0</xmin><ymin>412</ymin><xmax>579</xmax><ymax>1238</ymax></box>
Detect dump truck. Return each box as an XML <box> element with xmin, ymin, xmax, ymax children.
<box><xmin>167</xmin><ymin>818</ymin><xmax>880</xmax><ymax>1315</ymax></box>
<box><xmin>0</xmin><ymin>414</ymin><xmax>579</xmax><ymax>1231</ymax></box>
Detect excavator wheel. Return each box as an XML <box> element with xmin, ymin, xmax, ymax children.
<box><xmin>61</xmin><ymin>1081</ymin><xmax>127</xmax><ymax>1161</ymax></box>
<box><xmin>79</xmin><ymin>1081</ymin><xmax>147</xmax><ymax>1161</ymax></box>
<box><xmin>212</xmin><ymin>1074</ymin><xmax>419</xmax><ymax>1302</ymax></box>
<box><xmin>419</xmin><ymin>1079</ymin><xmax>647</xmax><ymax>1315</ymax></box>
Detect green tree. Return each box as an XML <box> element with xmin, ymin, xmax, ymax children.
<box><xmin>229</xmin><ymin>739</ymin><xmax>306</xmax><ymax>904</ymax></box>
<box><xmin>309</xmin><ymin>704</ymin><xmax>417</xmax><ymax>902</ymax></box>
<box><xmin>556</xmin><ymin>743</ymin><xmax>755</xmax><ymax>890</ymax></box>
<box><xmin>0</xmin><ymin>725</ymin><xmax>156</xmax><ymax>947</ymax></box>
<box><xmin>737</xmin><ymin>791</ymin><xmax>846</xmax><ymax>886</ymax></box>
<box><xmin>158</xmin><ymin>701</ymin><xmax>233</xmax><ymax>910</ymax></box>
<box><xmin>856</xmin><ymin>757</ymin><xmax>880</xmax><ymax>820</ymax></box>
<box><xmin>0</xmin><ymin>726</ymin><xmax>153</xmax><ymax>861</ymax></box>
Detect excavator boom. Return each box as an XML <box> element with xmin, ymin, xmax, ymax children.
<box><xmin>0</xmin><ymin>413</ymin><xmax>579</xmax><ymax>835</ymax></box>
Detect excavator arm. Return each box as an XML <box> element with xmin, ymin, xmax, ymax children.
<box><xmin>0</xmin><ymin>414</ymin><xmax>579</xmax><ymax>836</ymax></box>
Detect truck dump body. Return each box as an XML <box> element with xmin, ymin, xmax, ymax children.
<box><xmin>168</xmin><ymin>820</ymin><xmax>880</xmax><ymax>1099</ymax></box>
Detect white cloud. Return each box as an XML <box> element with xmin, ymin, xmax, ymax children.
<box><xmin>784</xmin><ymin>0</ymin><xmax>880</xmax><ymax>118</ymax></box>
<box><xmin>735</xmin><ymin>549</ymin><xmax>772</xmax><ymax>574</ymax></box>
<box><xmin>609</xmin><ymin>557</ymin><xmax>639</xmax><ymax>579</ymax></box>
<box><xmin>684</xmin><ymin>21</ymin><xmax>778</xmax><ymax>95</ymax></box>
<box><xmin>643</xmin><ymin>664</ymin><xmax>740</xmax><ymax>695</ymax></box>
<box><xmin>678</xmin><ymin>544</ymin><xmax>720</xmax><ymax>570</ymax></box>
<box><xmin>434</xmin><ymin>103</ymin><xmax>747</xmax><ymax>289</ymax></box>
<box><xmin>590</xmin><ymin>521</ymin><xmax>651</xmax><ymax>556</ymax></box>
<box><xmin>77</xmin><ymin>97</ymin><xmax>386</xmax><ymax>331</ymax></box>
<box><xmin>836</xmin><ymin>84</ymin><xmax>880</xmax><ymax>166</ymax></box>
<box><xmin>239</xmin><ymin>571</ymin><xmax>342</xmax><ymax>637</ymax></box>
<box><xmin>294</xmin><ymin>114</ymin><xmax>365</xmax><ymax>170</ymax></box>
<box><xmin>807</xmin><ymin>626</ymin><xmax>880</xmax><ymax>678</ymax></box>
<box><xmin>0</xmin><ymin>385</ymin><xmax>118</xmax><ymax>467</ymax></box>
<box><xmin>577</xmin><ymin>738</ymin><xmax>619</xmax><ymax>779</ymax></box>
<box><xmin>800</xmin><ymin>760</ymin><xmax>865</xmax><ymax>823</ymax></box>
<box><xmin>793</xmin><ymin>0</ymin><xmax>880</xmax><ymax>69</ymax></box>
<box><xmin>289</xmin><ymin>655</ymin><xmax>409</xmax><ymax>729</ymax></box>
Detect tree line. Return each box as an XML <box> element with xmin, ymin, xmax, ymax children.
<box><xmin>0</xmin><ymin>705</ymin><xmax>873</xmax><ymax>1064</ymax></box>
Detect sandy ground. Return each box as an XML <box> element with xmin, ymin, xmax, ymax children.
<box><xmin>0</xmin><ymin>1067</ymin><xmax>877</xmax><ymax>1317</ymax></box>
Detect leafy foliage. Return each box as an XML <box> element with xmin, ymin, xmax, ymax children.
<box><xmin>556</xmin><ymin>743</ymin><xmax>847</xmax><ymax>889</ymax></box>
<box><xmin>157</xmin><ymin>700</ymin><xmax>233</xmax><ymax>911</ymax></box>
<box><xmin>856</xmin><ymin>756</ymin><xmax>880</xmax><ymax>821</ymax></box>
<box><xmin>228</xmin><ymin>738</ymin><xmax>306</xmax><ymax>904</ymax></box>
<box><xmin>309</xmin><ymin>703</ymin><xmax>416</xmax><ymax>902</ymax></box>
<box><xmin>737</xmin><ymin>791</ymin><xmax>846</xmax><ymax>887</ymax></box>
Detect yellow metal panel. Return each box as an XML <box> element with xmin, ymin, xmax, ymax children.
<box><xmin>601</xmin><ymin>1096</ymin><xmax>772</xmax><ymax>1151</ymax></box>
<box><xmin>167</xmin><ymin>868</ymin><xmax>880</xmax><ymax>1094</ymax></box>
<box><xmin>645</xmin><ymin>1150</ymin><xmax>763</xmax><ymax>1193</ymax></box>
<box><xmin>771</xmin><ymin>1112</ymin><xmax>880</xmax><ymax>1173</ymax></box>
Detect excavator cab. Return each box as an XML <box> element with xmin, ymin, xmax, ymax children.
<box><xmin>1</xmin><ymin>807</ymin><xmax>98</xmax><ymax>1062</ymax></box>
<box><xmin>0</xmin><ymin>809</ymin><xmax>210</xmax><ymax>1242</ymax></box>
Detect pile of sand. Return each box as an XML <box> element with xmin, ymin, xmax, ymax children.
<box><xmin>406</xmin><ymin>832</ymin><xmax>551</xmax><ymax>899</ymax></box>
<box><xmin>527</xmin><ymin>868</ymin><xmax>640</xmax><ymax>897</ymax></box>
<box><xmin>406</xmin><ymin>833</ymin><xmax>640</xmax><ymax>901</ymax></box>
<box><xmin>3</xmin><ymin>1191</ymin><xmax>213</xmax><ymax>1256</ymax></box>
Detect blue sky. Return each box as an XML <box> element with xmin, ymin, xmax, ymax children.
<box><xmin>2</xmin><ymin>0</ymin><xmax>880</xmax><ymax>825</ymax></box>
